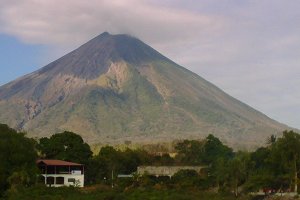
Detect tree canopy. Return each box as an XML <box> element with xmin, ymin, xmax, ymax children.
<box><xmin>0</xmin><ymin>124</ymin><xmax>37</xmax><ymax>195</ymax></box>
<box><xmin>38</xmin><ymin>131</ymin><xmax>92</xmax><ymax>164</ymax></box>
<box><xmin>1</xmin><ymin>123</ymin><xmax>300</xmax><ymax>198</ymax></box>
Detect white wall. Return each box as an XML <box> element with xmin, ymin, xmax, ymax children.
<box><xmin>42</xmin><ymin>174</ymin><xmax>84</xmax><ymax>187</ymax></box>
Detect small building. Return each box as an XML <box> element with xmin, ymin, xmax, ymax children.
<box><xmin>37</xmin><ymin>159</ymin><xmax>84</xmax><ymax>187</ymax></box>
<box><xmin>137</xmin><ymin>166</ymin><xmax>206</xmax><ymax>177</ymax></box>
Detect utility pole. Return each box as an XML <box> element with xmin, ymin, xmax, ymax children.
<box><xmin>111</xmin><ymin>169</ymin><xmax>114</xmax><ymax>188</ymax></box>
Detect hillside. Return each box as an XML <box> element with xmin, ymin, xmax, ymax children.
<box><xmin>0</xmin><ymin>32</ymin><xmax>288</xmax><ymax>148</ymax></box>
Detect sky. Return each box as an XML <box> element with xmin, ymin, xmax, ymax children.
<box><xmin>0</xmin><ymin>0</ymin><xmax>299</xmax><ymax>129</ymax></box>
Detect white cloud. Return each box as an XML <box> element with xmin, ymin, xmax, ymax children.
<box><xmin>0</xmin><ymin>0</ymin><xmax>224</xmax><ymax>47</ymax></box>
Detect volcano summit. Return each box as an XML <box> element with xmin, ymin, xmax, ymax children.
<box><xmin>0</xmin><ymin>32</ymin><xmax>287</xmax><ymax>148</ymax></box>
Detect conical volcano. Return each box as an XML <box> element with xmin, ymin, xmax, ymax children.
<box><xmin>0</xmin><ymin>32</ymin><xmax>287</xmax><ymax>148</ymax></box>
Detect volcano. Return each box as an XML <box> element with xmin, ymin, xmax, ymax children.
<box><xmin>0</xmin><ymin>32</ymin><xmax>288</xmax><ymax>148</ymax></box>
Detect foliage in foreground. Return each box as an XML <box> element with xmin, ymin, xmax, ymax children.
<box><xmin>1</xmin><ymin>123</ymin><xmax>300</xmax><ymax>199</ymax></box>
<box><xmin>0</xmin><ymin>124</ymin><xmax>38</xmax><ymax>196</ymax></box>
<box><xmin>6</xmin><ymin>185</ymin><xmax>252</xmax><ymax>200</ymax></box>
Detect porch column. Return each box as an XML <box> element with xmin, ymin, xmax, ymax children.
<box><xmin>45</xmin><ymin>166</ymin><xmax>47</xmax><ymax>184</ymax></box>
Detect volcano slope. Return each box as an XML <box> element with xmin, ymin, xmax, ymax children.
<box><xmin>0</xmin><ymin>32</ymin><xmax>288</xmax><ymax>148</ymax></box>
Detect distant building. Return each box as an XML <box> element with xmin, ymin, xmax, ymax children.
<box><xmin>37</xmin><ymin>159</ymin><xmax>84</xmax><ymax>187</ymax></box>
<box><xmin>137</xmin><ymin>166</ymin><xmax>206</xmax><ymax>177</ymax></box>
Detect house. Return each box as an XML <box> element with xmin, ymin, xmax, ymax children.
<box><xmin>37</xmin><ymin>159</ymin><xmax>84</xmax><ymax>187</ymax></box>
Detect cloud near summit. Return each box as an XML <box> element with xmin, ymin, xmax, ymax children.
<box><xmin>0</xmin><ymin>0</ymin><xmax>224</xmax><ymax>47</ymax></box>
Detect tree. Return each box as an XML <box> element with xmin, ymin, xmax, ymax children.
<box><xmin>85</xmin><ymin>158</ymin><xmax>108</xmax><ymax>185</ymax></box>
<box><xmin>94</xmin><ymin>146</ymin><xmax>123</xmax><ymax>185</ymax></box>
<box><xmin>203</xmin><ymin>134</ymin><xmax>233</xmax><ymax>164</ymax></box>
<box><xmin>271</xmin><ymin>130</ymin><xmax>300</xmax><ymax>193</ymax></box>
<box><xmin>175</xmin><ymin>140</ymin><xmax>204</xmax><ymax>164</ymax></box>
<box><xmin>211</xmin><ymin>157</ymin><xmax>228</xmax><ymax>190</ymax></box>
<box><xmin>88</xmin><ymin>146</ymin><xmax>153</xmax><ymax>185</ymax></box>
<box><xmin>226</xmin><ymin>152</ymin><xmax>249</xmax><ymax>197</ymax></box>
<box><xmin>172</xmin><ymin>169</ymin><xmax>201</xmax><ymax>189</ymax></box>
<box><xmin>266</xmin><ymin>134</ymin><xmax>277</xmax><ymax>145</ymax></box>
<box><xmin>0</xmin><ymin>124</ymin><xmax>37</xmax><ymax>195</ymax></box>
<box><xmin>245</xmin><ymin>147</ymin><xmax>273</xmax><ymax>191</ymax></box>
<box><xmin>152</xmin><ymin>153</ymin><xmax>174</xmax><ymax>166</ymax></box>
<box><xmin>38</xmin><ymin>131</ymin><xmax>92</xmax><ymax>164</ymax></box>
<box><xmin>7</xmin><ymin>170</ymin><xmax>31</xmax><ymax>193</ymax></box>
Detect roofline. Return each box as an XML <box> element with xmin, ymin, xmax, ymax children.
<box><xmin>37</xmin><ymin>159</ymin><xmax>83</xmax><ymax>166</ymax></box>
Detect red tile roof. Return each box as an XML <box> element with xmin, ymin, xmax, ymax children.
<box><xmin>37</xmin><ymin>159</ymin><xmax>83</xmax><ymax>166</ymax></box>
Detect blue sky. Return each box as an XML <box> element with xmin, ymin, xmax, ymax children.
<box><xmin>0</xmin><ymin>34</ymin><xmax>44</xmax><ymax>85</ymax></box>
<box><xmin>0</xmin><ymin>0</ymin><xmax>299</xmax><ymax>129</ymax></box>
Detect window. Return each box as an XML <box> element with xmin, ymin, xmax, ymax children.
<box><xmin>68</xmin><ymin>178</ymin><xmax>75</xmax><ymax>183</ymax></box>
<box><xmin>46</xmin><ymin>177</ymin><xmax>54</xmax><ymax>185</ymax></box>
<box><xmin>56</xmin><ymin>177</ymin><xmax>64</xmax><ymax>184</ymax></box>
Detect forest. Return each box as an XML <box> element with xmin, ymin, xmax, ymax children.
<box><xmin>0</xmin><ymin>123</ymin><xmax>299</xmax><ymax>200</ymax></box>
